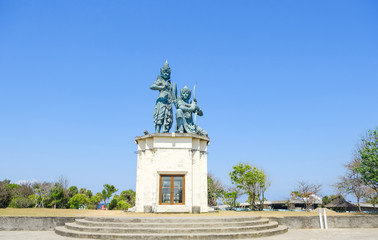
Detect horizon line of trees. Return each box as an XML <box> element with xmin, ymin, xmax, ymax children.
<box><xmin>0</xmin><ymin>176</ymin><xmax>135</xmax><ymax>210</ymax></box>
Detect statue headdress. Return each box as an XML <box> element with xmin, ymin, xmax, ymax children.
<box><xmin>180</xmin><ymin>86</ymin><xmax>191</xmax><ymax>96</ymax></box>
<box><xmin>160</xmin><ymin>60</ymin><xmax>171</xmax><ymax>74</ymax></box>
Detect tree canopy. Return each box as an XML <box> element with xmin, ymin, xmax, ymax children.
<box><xmin>356</xmin><ymin>128</ymin><xmax>378</xmax><ymax>192</ymax></box>
<box><xmin>102</xmin><ymin>184</ymin><xmax>118</xmax><ymax>208</ymax></box>
<box><xmin>207</xmin><ymin>174</ymin><xmax>224</xmax><ymax>206</ymax></box>
<box><xmin>229</xmin><ymin>163</ymin><xmax>268</xmax><ymax>210</ymax></box>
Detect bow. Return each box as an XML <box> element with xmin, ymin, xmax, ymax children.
<box><xmin>193</xmin><ymin>82</ymin><xmax>197</xmax><ymax>125</ymax></box>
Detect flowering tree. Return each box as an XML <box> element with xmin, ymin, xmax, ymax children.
<box><xmin>291</xmin><ymin>181</ymin><xmax>321</xmax><ymax>210</ymax></box>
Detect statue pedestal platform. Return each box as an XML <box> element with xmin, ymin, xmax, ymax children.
<box><xmin>134</xmin><ymin>133</ymin><xmax>209</xmax><ymax>213</ymax></box>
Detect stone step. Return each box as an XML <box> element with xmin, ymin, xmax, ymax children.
<box><xmin>84</xmin><ymin>216</ymin><xmax>261</xmax><ymax>223</ymax></box>
<box><xmin>75</xmin><ymin>218</ymin><xmax>270</xmax><ymax>228</ymax></box>
<box><xmin>55</xmin><ymin>225</ymin><xmax>288</xmax><ymax>239</ymax></box>
<box><xmin>65</xmin><ymin>221</ymin><xmax>278</xmax><ymax>234</ymax></box>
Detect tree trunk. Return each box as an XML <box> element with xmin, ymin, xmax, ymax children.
<box><xmin>357</xmin><ymin>197</ymin><xmax>361</xmax><ymax>212</ymax></box>
<box><xmin>259</xmin><ymin>188</ymin><xmax>265</xmax><ymax>211</ymax></box>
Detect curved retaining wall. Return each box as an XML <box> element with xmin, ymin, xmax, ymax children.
<box><xmin>269</xmin><ymin>215</ymin><xmax>378</xmax><ymax>229</ymax></box>
<box><xmin>0</xmin><ymin>215</ymin><xmax>377</xmax><ymax>231</ymax></box>
<box><xmin>0</xmin><ymin>217</ymin><xmax>83</xmax><ymax>231</ymax></box>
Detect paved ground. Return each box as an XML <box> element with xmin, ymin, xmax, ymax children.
<box><xmin>0</xmin><ymin>229</ymin><xmax>377</xmax><ymax>240</ymax></box>
<box><xmin>263</xmin><ymin>228</ymin><xmax>378</xmax><ymax>240</ymax></box>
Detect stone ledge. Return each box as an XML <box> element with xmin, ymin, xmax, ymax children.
<box><xmin>0</xmin><ymin>216</ymin><xmax>81</xmax><ymax>231</ymax></box>
<box><xmin>135</xmin><ymin>133</ymin><xmax>210</xmax><ymax>142</ymax></box>
<box><xmin>154</xmin><ymin>205</ymin><xmax>191</xmax><ymax>213</ymax></box>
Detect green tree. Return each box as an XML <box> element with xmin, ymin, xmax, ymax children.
<box><xmin>56</xmin><ymin>175</ymin><xmax>71</xmax><ymax>209</ymax></box>
<box><xmin>229</xmin><ymin>163</ymin><xmax>268</xmax><ymax>210</ymax></box>
<box><xmin>86</xmin><ymin>190</ymin><xmax>93</xmax><ymax>199</ymax></box>
<box><xmin>89</xmin><ymin>192</ymin><xmax>103</xmax><ymax>209</ymax></box>
<box><xmin>119</xmin><ymin>190</ymin><xmax>136</xmax><ymax>207</ymax></box>
<box><xmin>335</xmin><ymin>158</ymin><xmax>369</xmax><ymax>212</ymax></box>
<box><xmin>68</xmin><ymin>186</ymin><xmax>79</xmax><ymax>197</ymax></box>
<box><xmin>222</xmin><ymin>186</ymin><xmax>242</xmax><ymax>208</ymax></box>
<box><xmin>29</xmin><ymin>194</ymin><xmax>40</xmax><ymax>208</ymax></box>
<box><xmin>102</xmin><ymin>184</ymin><xmax>118</xmax><ymax>209</ymax></box>
<box><xmin>117</xmin><ymin>200</ymin><xmax>130</xmax><ymax>210</ymax></box>
<box><xmin>78</xmin><ymin>188</ymin><xmax>93</xmax><ymax>198</ymax></box>
<box><xmin>207</xmin><ymin>174</ymin><xmax>224</xmax><ymax>206</ymax></box>
<box><xmin>67</xmin><ymin>193</ymin><xmax>90</xmax><ymax>209</ymax></box>
<box><xmin>32</xmin><ymin>182</ymin><xmax>52</xmax><ymax>208</ymax></box>
<box><xmin>356</xmin><ymin>128</ymin><xmax>378</xmax><ymax>193</ymax></box>
<box><xmin>48</xmin><ymin>183</ymin><xmax>64</xmax><ymax>209</ymax></box>
<box><xmin>364</xmin><ymin>188</ymin><xmax>377</xmax><ymax>213</ymax></box>
<box><xmin>10</xmin><ymin>183</ymin><xmax>34</xmax><ymax>199</ymax></box>
<box><xmin>108</xmin><ymin>195</ymin><xmax>119</xmax><ymax>210</ymax></box>
<box><xmin>8</xmin><ymin>197</ymin><xmax>33</xmax><ymax>208</ymax></box>
<box><xmin>0</xmin><ymin>180</ymin><xmax>12</xmax><ymax>208</ymax></box>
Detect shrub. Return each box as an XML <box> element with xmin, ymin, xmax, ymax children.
<box><xmin>67</xmin><ymin>193</ymin><xmax>89</xmax><ymax>209</ymax></box>
<box><xmin>8</xmin><ymin>197</ymin><xmax>33</xmax><ymax>208</ymax></box>
<box><xmin>108</xmin><ymin>198</ymin><xmax>118</xmax><ymax>210</ymax></box>
<box><xmin>117</xmin><ymin>200</ymin><xmax>130</xmax><ymax>210</ymax></box>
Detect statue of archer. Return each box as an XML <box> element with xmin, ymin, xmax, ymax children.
<box><xmin>174</xmin><ymin>84</ymin><xmax>208</xmax><ymax>136</ymax></box>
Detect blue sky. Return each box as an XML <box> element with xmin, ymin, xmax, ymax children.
<box><xmin>1</xmin><ymin>1</ymin><xmax>377</xmax><ymax>202</ymax></box>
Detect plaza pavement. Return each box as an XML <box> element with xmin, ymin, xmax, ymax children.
<box><xmin>0</xmin><ymin>228</ymin><xmax>377</xmax><ymax>240</ymax></box>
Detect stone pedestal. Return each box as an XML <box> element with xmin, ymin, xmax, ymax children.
<box><xmin>134</xmin><ymin>133</ymin><xmax>209</xmax><ymax>213</ymax></box>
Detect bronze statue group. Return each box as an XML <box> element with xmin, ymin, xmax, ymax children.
<box><xmin>150</xmin><ymin>61</ymin><xmax>207</xmax><ymax>136</ymax></box>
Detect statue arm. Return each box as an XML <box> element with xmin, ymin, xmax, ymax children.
<box><xmin>150</xmin><ymin>78</ymin><xmax>171</xmax><ymax>91</ymax></box>
<box><xmin>193</xmin><ymin>102</ymin><xmax>203</xmax><ymax>115</ymax></box>
<box><xmin>150</xmin><ymin>81</ymin><xmax>165</xmax><ymax>90</ymax></box>
<box><xmin>177</xmin><ymin>101</ymin><xmax>196</xmax><ymax>112</ymax></box>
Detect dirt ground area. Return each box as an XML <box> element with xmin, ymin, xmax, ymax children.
<box><xmin>0</xmin><ymin>208</ymin><xmax>364</xmax><ymax>218</ymax></box>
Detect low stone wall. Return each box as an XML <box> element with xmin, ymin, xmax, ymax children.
<box><xmin>0</xmin><ymin>215</ymin><xmax>377</xmax><ymax>231</ymax></box>
<box><xmin>0</xmin><ymin>217</ymin><xmax>80</xmax><ymax>231</ymax></box>
<box><xmin>269</xmin><ymin>215</ymin><xmax>378</xmax><ymax>229</ymax></box>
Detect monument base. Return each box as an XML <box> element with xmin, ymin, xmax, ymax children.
<box><xmin>134</xmin><ymin>133</ymin><xmax>209</xmax><ymax>213</ymax></box>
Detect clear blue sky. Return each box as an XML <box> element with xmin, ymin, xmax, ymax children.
<box><xmin>1</xmin><ymin>1</ymin><xmax>377</xmax><ymax>202</ymax></box>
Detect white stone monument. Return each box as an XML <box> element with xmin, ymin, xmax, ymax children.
<box><xmin>134</xmin><ymin>133</ymin><xmax>209</xmax><ymax>213</ymax></box>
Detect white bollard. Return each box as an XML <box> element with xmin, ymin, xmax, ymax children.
<box><xmin>323</xmin><ymin>208</ymin><xmax>328</xmax><ymax>229</ymax></box>
<box><xmin>318</xmin><ymin>208</ymin><xmax>324</xmax><ymax>229</ymax></box>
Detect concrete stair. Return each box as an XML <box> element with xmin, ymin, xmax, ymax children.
<box><xmin>55</xmin><ymin>216</ymin><xmax>288</xmax><ymax>239</ymax></box>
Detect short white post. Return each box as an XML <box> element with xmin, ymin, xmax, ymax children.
<box><xmin>318</xmin><ymin>208</ymin><xmax>324</xmax><ymax>229</ymax></box>
<box><xmin>323</xmin><ymin>208</ymin><xmax>328</xmax><ymax>229</ymax></box>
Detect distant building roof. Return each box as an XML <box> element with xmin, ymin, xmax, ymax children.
<box><xmin>239</xmin><ymin>199</ymin><xmax>322</xmax><ymax>206</ymax></box>
<box><xmin>270</xmin><ymin>199</ymin><xmax>322</xmax><ymax>204</ymax></box>
<box><xmin>325</xmin><ymin>196</ymin><xmax>355</xmax><ymax>208</ymax></box>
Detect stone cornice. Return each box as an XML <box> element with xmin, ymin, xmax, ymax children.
<box><xmin>135</xmin><ymin>133</ymin><xmax>210</xmax><ymax>143</ymax></box>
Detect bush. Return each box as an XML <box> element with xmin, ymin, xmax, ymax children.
<box><xmin>108</xmin><ymin>198</ymin><xmax>118</xmax><ymax>210</ymax></box>
<box><xmin>0</xmin><ymin>180</ymin><xmax>12</xmax><ymax>208</ymax></box>
<box><xmin>117</xmin><ymin>200</ymin><xmax>130</xmax><ymax>210</ymax></box>
<box><xmin>67</xmin><ymin>193</ymin><xmax>89</xmax><ymax>209</ymax></box>
<box><xmin>87</xmin><ymin>202</ymin><xmax>97</xmax><ymax>209</ymax></box>
<box><xmin>8</xmin><ymin>197</ymin><xmax>33</xmax><ymax>208</ymax></box>
<box><xmin>119</xmin><ymin>190</ymin><xmax>136</xmax><ymax>207</ymax></box>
